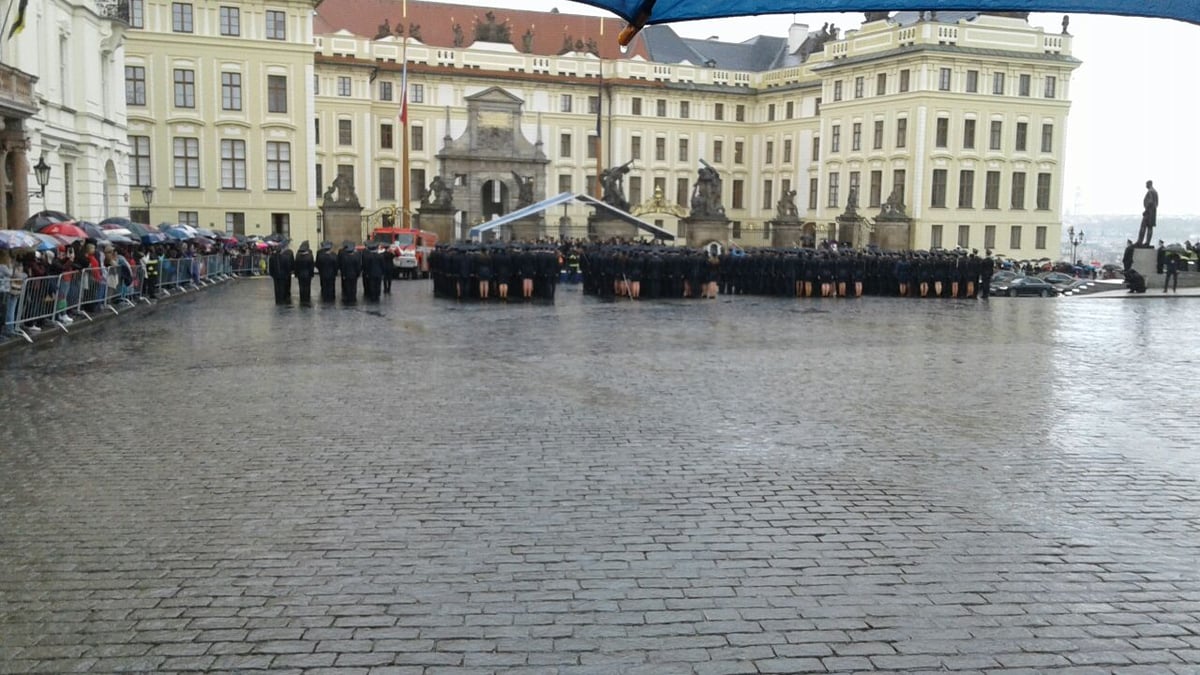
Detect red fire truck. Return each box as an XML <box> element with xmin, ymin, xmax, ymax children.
<box><xmin>368</xmin><ymin>227</ymin><xmax>438</xmax><ymax>279</ymax></box>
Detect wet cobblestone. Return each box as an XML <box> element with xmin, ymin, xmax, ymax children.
<box><xmin>2</xmin><ymin>279</ymin><xmax>1200</xmax><ymax>673</ymax></box>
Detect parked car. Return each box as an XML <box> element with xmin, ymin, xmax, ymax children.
<box><xmin>989</xmin><ymin>270</ymin><xmax>1019</xmax><ymax>285</ymax></box>
<box><xmin>990</xmin><ymin>275</ymin><xmax>1059</xmax><ymax>297</ymax></box>
<box><xmin>1038</xmin><ymin>271</ymin><xmax>1088</xmax><ymax>293</ymax></box>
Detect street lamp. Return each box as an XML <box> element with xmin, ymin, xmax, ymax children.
<box><xmin>142</xmin><ymin>184</ymin><xmax>154</xmax><ymax>223</ymax></box>
<box><xmin>32</xmin><ymin>154</ymin><xmax>50</xmax><ymax>209</ymax></box>
<box><xmin>1068</xmin><ymin>225</ymin><xmax>1085</xmax><ymax>265</ymax></box>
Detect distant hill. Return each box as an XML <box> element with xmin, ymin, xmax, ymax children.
<box><xmin>1065</xmin><ymin>215</ymin><xmax>1200</xmax><ymax>244</ymax></box>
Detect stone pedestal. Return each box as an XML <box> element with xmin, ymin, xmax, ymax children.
<box><xmin>417</xmin><ymin>207</ymin><xmax>455</xmax><ymax>243</ymax></box>
<box><xmin>872</xmin><ymin>219</ymin><xmax>912</xmax><ymax>251</ymax></box>
<box><xmin>587</xmin><ymin>214</ymin><xmax>638</xmax><ymax>242</ymax></box>
<box><xmin>836</xmin><ymin>214</ymin><xmax>871</xmax><ymax>249</ymax></box>
<box><xmin>768</xmin><ymin>220</ymin><xmax>807</xmax><ymax>248</ymax></box>
<box><xmin>679</xmin><ymin>217</ymin><xmax>730</xmax><ymax>249</ymax></box>
<box><xmin>321</xmin><ymin>204</ymin><xmax>364</xmax><ymax>247</ymax></box>
<box><xmin>510</xmin><ymin>215</ymin><xmax>543</xmax><ymax>242</ymax></box>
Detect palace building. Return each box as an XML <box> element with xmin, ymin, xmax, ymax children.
<box><xmin>115</xmin><ymin>1</ymin><xmax>1079</xmax><ymax>254</ymax></box>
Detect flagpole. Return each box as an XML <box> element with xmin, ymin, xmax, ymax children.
<box><xmin>400</xmin><ymin>0</ymin><xmax>411</xmax><ymax>228</ymax></box>
<box><xmin>593</xmin><ymin>17</ymin><xmax>604</xmax><ymax>199</ymax></box>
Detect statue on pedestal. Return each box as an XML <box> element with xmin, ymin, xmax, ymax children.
<box><xmin>775</xmin><ymin>189</ymin><xmax>799</xmax><ymax>220</ymax></box>
<box><xmin>600</xmin><ymin>160</ymin><xmax>633</xmax><ymax>212</ymax></box>
<box><xmin>512</xmin><ymin>172</ymin><xmax>534</xmax><ymax>207</ymax></box>
<box><xmin>690</xmin><ymin>160</ymin><xmax>726</xmax><ymax>218</ymax></box>
<box><xmin>422</xmin><ymin>175</ymin><xmax>454</xmax><ymax>209</ymax></box>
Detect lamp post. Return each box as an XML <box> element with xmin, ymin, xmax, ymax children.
<box><xmin>1068</xmin><ymin>225</ymin><xmax>1084</xmax><ymax>266</ymax></box>
<box><xmin>141</xmin><ymin>184</ymin><xmax>154</xmax><ymax>224</ymax></box>
<box><xmin>32</xmin><ymin>154</ymin><xmax>51</xmax><ymax>211</ymax></box>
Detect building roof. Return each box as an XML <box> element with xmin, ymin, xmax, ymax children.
<box><xmin>314</xmin><ymin>0</ymin><xmax>650</xmax><ymax>60</ymax></box>
<box><xmin>641</xmin><ymin>25</ymin><xmax>792</xmax><ymax>71</ymax></box>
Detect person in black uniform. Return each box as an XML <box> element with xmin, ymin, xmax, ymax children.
<box><xmin>381</xmin><ymin>245</ymin><xmax>395</xmax><ymax>294</ymax></box>
<box><xmin>316</xmin><ymin>241</ymin><xmax>338</xmax><ymax>302</ymax></box>
<box><xmin>267</xmin><ymin>244</ymin><xmax>293</xmax><ymax>304</ymax></box>
<box><xmin>979</xmin><ymin>250</ymin><xmax>995</xmax><ymax>299</ymax></box>
<box><xmin>294</xmin><ymin>240</ymin><xmax>315</xmax><ymax>304</ymax></box>
<box><xmin>338</xmin><ymin>242</ymin><xmax>361</xmax><ymax>303</ymax></box>
<box><xmin>362</xmin><ymin>243</ymin><xmax>385</xmax><ymax>301</ymax></box>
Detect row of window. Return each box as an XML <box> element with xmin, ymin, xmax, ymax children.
<box><xmin>129</xmin><ymin>135</ymin><xmax>293</xmax><ymax>191</ymax></box>
<box><xmin>128</xmin><ymin>0</ymin><xmax>288</xmax><ymax>40</ymax></box>
<box><xmin>929</xmin><ymin>169</ymin><xmax>1053</xmax><ymax>210</ymax></box>
<box><xmin>312</xmin><ymin>165</ymin><xmax>426</xmax><ymax>203</ymax></box>
<box><xmin>125</xmin><ymin>66</ymin><xmax>290</xmax><ymax>113</ymax></box>
<box><xmin>929</xmin><ymin>224</ymin><xmax>1050</xmax><ymax>251</ymax></box>
<box><xmin>832</xmin><ymin>68</ymin><xmax>1058</xmax><ymax>101</ymax></box>
<box><xmin>319</xmin><ymin>77</ymin><xmax>427</xmax><ymax>102</ymax></box>
<box><xmin>313</xmin><ymin>119</ymin><xmax>425</xmax><ymax>150</ymax></box>
<box><xmin>826</xmin><ymin>118</ymin><xmax>1053</xmax><ymax>154</ymax></box>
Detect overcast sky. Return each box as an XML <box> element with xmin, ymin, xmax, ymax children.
<box><xmin>441</xmin><ymin>1</ymin><xmax>1200</xmax><ymax>216</ymax></box>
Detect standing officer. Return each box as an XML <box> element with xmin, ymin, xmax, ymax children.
<box><xmin>267</xmin><ymin>243</ymin><xmax>294</xmax><ymax>304</ymax></box>
<box><xmin>381</xmin><ymin>245</ymin><xmax>395</xmax><ymax>295</ymax></box>
<box><xmin>294</xmin><ymin>241</ymin><xmax>315</xmax><ymax>304</ymax></box>
<box><xmin>316</xmin><ymin>241</ymin><xmax>338</xmax><ymax>302</ymax></box>
<box><xmin>979</xmin><ymin>249</ymin><xmax>995</xmax><ymax>299</ymax></box>
<box><xmin>338</xmin><ymin>241</ymin><xmax>361</xmax><ymax>303</ymax></box>
<box><xmin>362</xmin><ymin>243</ymin><xmax>385</xmax><ymax>301</ymax></box>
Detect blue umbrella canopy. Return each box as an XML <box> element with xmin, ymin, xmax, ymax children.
<box><xmin>583</xmin><ymin>1</ymin><xmax>1200</xmax><ymax>44</ymax></box>
<box><xmin>0</xmin><ymin>229</ymin><xmax>42</xmax><ymax>249</ymax></box>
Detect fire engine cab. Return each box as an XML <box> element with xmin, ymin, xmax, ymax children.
<box><xmin>368</xmin><ymin>227</ymin><xmax>438</xmax><ymax>279</ymax></box>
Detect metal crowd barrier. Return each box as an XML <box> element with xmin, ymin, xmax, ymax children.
<box><xmin>3</xmin><ymin>255</ymin><xmax>235</xmax><ymax>344</ymax></box>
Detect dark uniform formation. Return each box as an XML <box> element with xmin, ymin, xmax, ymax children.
<box><xmin>428</xmin><ymin>244</ymin><xmax>561</xmax><ymax>301</ymax></box>
<box><xmin>267</xmin><ymin>240</ymin><xmax>398</xmax><ymax>304</ymax></box>
<box><xmin>578</xmin><ymin>244</ymin><xmax>999</xmax><ymax>300</ymax></box>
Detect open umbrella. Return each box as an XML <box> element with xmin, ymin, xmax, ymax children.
<box><xmin>39</xmin><ymin>222</ymin><xmax>88</xmax><ymax>240</ymax></box>
<box><xmin>77</xmin><ymin>221</ymin><xmax>110</xmax><ymax>241</ymax></box>
<box><xmin>106</xmin><ymin>233</ymin><xmax>137</xmax><ymax>245</ymax></box>
<box><xmin>31</xmin><ymin>233</ymin><xmax>67</xmax><ymax>252</ymax></box>
<box><xmin>0</xmin><ymin>229</ymin><xmax>42</xmax><ymax>249</ymax></box>
<box><xmin>24</xmin><ymin>211</ymin><xmax>73</xmax><ymax>230</ymax></box>
<box><xmin>140</xmin><ymin>232</ymin><xmax>168</xmax><ymax>245</ymax></box>
<box><xmin>194</xmin><ymin>227</ymin><xmax>219</xmax><ymax>239</ymax></box>
<box><xmin>163</xmin><ymin>227</ymin><xmax>192</xmax><ymax>241</ymax></box>
<box><xmin>101</xmin><ymin>224</ymin><xmax>134</xmax><ymax>237</ymax></box>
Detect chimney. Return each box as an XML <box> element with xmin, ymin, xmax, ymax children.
<box><xmin>788</xmin><ymin>23</ymin><xmax>809</xmax><ymax>52</ymax></box>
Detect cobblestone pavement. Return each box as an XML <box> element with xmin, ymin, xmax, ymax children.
<box><xmin>2</xmin><ymin>279</ymin><xmax>1200</xmax><ymax>674</ymax></box>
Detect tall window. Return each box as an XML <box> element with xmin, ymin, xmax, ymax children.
<box><xmin>931</xmin><ymin>225</ymin><xmax>943</xmax><ymax>249</ymax></box>
<box><xmin>173</xmin><ymin>137</ymin><xmax>200</xmax><ymax>187</ymax></box>
<box><xmin>226</xmin><ymin>213</ymin><xmax>245</xmax><ymax>235</ymax></box>
<box><xmin>958</xmin><ymin>170</ymin><xmax>974</xmax><ymax>208</ymax></box>
<box><xmin>220</xmin><ymin>139</ymin><xmax>246</xmax><ymax>189</ymax></box>
<box><xmin>173</xmin><ymin>69</ymin><xmax>195</xmax><ymax>108</ymax></box>
<box><xmin>559</xmin><ymin>133</ymin><xmax>572</xmax><ymax>158</ymax></box>
<box><xmin>713</xmin><ymin>139</ymin><xmax>723</xmax><ymax>163</ymax></box>
<box><xmin>854</xmin><ymin>76</ymin><xmax>864</xmax><ymax>98</ymax></box>
<box><xmin>985</xmin><ymin>225</ymin><xmax>996</xmax><ymax>250</ymax></box>
<box><xmin>762</xmin><ymin>179</ymin><xmax>774</xmax><ymax>209</ymax></box>
<box><xmin>876</xmin><ymin>73</ymin><xmax>886</xmax><ymax>96</ymax></box>
<box><xmin>1036</xmin><ymin>173</ymin><xmax>1052</xmax><ymax>210</ymax></box>
<box><xmin>379</xmin><ymin>81</ymin><xmax>393</xmax><ymax>101</ymax></box>
<box><xmin>1019</xmin><ymin>74</ymin><xmax>1031</xmax><ymax>96</ymax></box>
<box><xmin>782</xmin><ymin>138</ymin><xmax>792</xmax><ymax>163</ymax></box>
<box><xmin>219</xmin><ymin>6</ymin><xmax>240</xmax><ymax>36</ymax></box>
<box><xmin>314</xmin><ymin>118</ymin><xmax>320</xmax><ymax>144</ymax></box>
<box><xmin>735</xmin><ymin>104</ymin><xmax>745</xmax><ymax>122</ymax></box>
<box><xmin>764</xmin><ymin>140</ymin><xmax>773</xmax><ymax>164</ymax></box>
<box><xmin>892</xmin><ymin>169</ymin><xmax>906</xmax><ymax>206</ymax></box>
<box><xmin>809</xmin><ymin>178</ymin><xmax>818</xmax><ymax>211</ymax></box>
<box><xmin>380</xmin><ymin>123</ymin><xmax>393</xmax><ymax>149</ymax></box>
<box><xmin>931</xmin><ymin>169</ymin><xmax>947</xmax><ymax>207</ymax></box>
<box><xmin>129</xmin><ymin>0</ymin><xmax>144</xmax><ymax>28</ymax></box>
<box><xmin>785</xmin><ymin>101</ymin><xmax>794</xmax><ymax>118</ymax></box>
<box><xmin>873</xmin><ymin>120</ymin><xmax>884</xmax><ymax>150</ymax></box>
<box><xmin>411</xmin><ymin>125</ymin><xmax>424</xmax><ymax>152</ymax></box>
<box><xmin>267</xmin><ymin>75</ymin><xmax>287</xmax><ymax>113</ymax></box>
<box><xmin>851</xmin><ymin>122</ymin><xmax>861</xmax><ymax>151</ymax></box>
<box><xmin>1015</xmin><ymin>122</ymin><xmax>1028</xmax><ymax>151</ymax></box>
<box><xmin>962</xmin><ymin>119</ymin><xmax>976</xmax><ymax>150</ymax></box>
<box><xmin>337</xmin><ymin>76</ymin><xmax>351</xmax><ymax>97</ymax></box>
<box><xmin>129</xmin><ymin>136</ymin><xmax>151</xmax><ymax>186</ymax></box>
<box><xmin>171</xmin><ymin>2</ymin><xmax>193</xmax><ymax>32</ymax></box>
<box><xmin>587</xmin><ymin>96</ymin><xmax>600</xmax><ymax>115</ymax></box>
<box><xmin>713</xmin><ymin>102</ymin><xmax>723</xmax><ymax>120</ymax></box>
<box><xmin>734</xmin><ymin>141</ymin><xmax>744</xmax><ymax>164</ymax></box>
<box><xmin>935</xmin><ymin>118</ymin><xmax>948</xmax><ymax>148</ymax></box>
<box><xmin>1010</xmin><ymin>225</ymin><xmax>1022</xmax><ymax>249</ymax></box>
<box><xmin>678</xmin><ymin>138</ymin><xmax>689</xmax><ymax>162</ymax></box>
<box><xmin>869</xmin><ymin>170</ymin><xmax>882</xmax><ymax>207</ymax></box>
<box><xmin>1040</xmin><ymin>123</ymin><xmax>1054</xmax><ymax>153</ymax></box>
<box><xmin>899</xmin><ymin>69</ymin><xmax>910</xmax><ymax>92</ymax></box>
<box><xmin>338</xmin><ymin>119</ymin><xmax>352</xmax><ymax>145</ymax></box>
<box><xmin>410</xmin><ymin>84</ymin><xmax>423</xmax><ymax>103</ymax></box>
<box><xmin>676</xmin><ymin>178</ymin><xmax>689</xmax><ymax>207</ymax></box>
<box><xmin>827</xmin><ymin>172</ymin><xmax>840</xmax><ymax>208</ymax></box>
<box><xmin>221</xmin><ymin>72</ymin><xmax>242</xmax><ymax>110</ymax></box>
<box><xmin>811</xmin><ymin>136</ymin><xmax>819</xmax><ymax>161</ymax></box>
<box><xmin>1044</xmin><ymin>76</ymin><xmax>1057</xmax><ymax>98</ymax></box>
<box><xmin>266</xmin><ymin>142</ymin><xmax>291</xmax><ymax>191</ymax></box>
<box><xmin>966</xmin><ymin>70</ymin><xmax>978</xmax><ymax>93</ymax></box>
<box><xmin>631</xmin><ymin>136</ymin><xmax>642</xmax><ymax>161</ymax></box>
<box><xmin>179</xmin><ymin>212</ymin><xmax>199</xmax><ymax>228</ymax></box>
<box><xmin>767</xmin><ymin>103</ymin><xmax>776</xmax><ymax>121</ymax></box>
<box><xmin>586</xmin><ymin>135</ymin><xmax>598</xmax><ymax>159</ymax></box>
<box><xmin>1011</xmin><ymin>171</ymin><xmax>1026</xmax><ymax>209</ymax></box>
<box><xmin>314</xmin><ymin>165</ymin><xmax>323</xmax><ymax>198</ymax></box>
<box><xmin>632</xmin><ymin>97</ymin><xmax>643</xmax><ymax>115</ymax></box>
<box><xmin>831</xmin><ymin>124</ymin><xmax>841</xmax><ymax>153</ymax></box>
<box><xmin>833</xmin><ymin>80</ymin><xmax>843</xmax><ymax>101</ymax></box>
<box><xmin>266</xmin><ymin>10</ymin><xmax>286</xmax><ymax>40</ymax></box>
<box><xmin>125</xmin><ymin>66</ymin><xmax>146</xmax><ymax>105</ymax></box>
<box><xmin>938</xmin><ymin>68</ymin><xmax>951</xmax><ymax>91</ymax></box>
<box><xmin>989</xmin><ymin>121</ymin><xmax>1002</xmax><ymax>150</ymax></box>
<box><xmin>958</xmin><ymin>225</ymin><xmax>970</xmax><ymax>248</ymax></box>
<box><xmin>848</xmin><ymin>171</ymin><xmax>860</xmax><ymax>207</ymax></box>
<box><xmin>993</xmin><ymin>72</ymin><xmax>1005</xmax><ymax>95</ymax></box>
<box><xmin>896</xmin><ymin>118</ymin><xmax>907</xmax><ymax>148</ymax></box>
<box><xmin>629</xmin><ymin>177</ymin><xmax>641</xmax><ymax>205</ymax></box>
<box><xmin>680</xmin><ymin>101</ymin><xmax>690</xmax><ymax>119</ymax></box>
<box><xmin>1036</xmin><ymin>225</ymin><xmax>1048</xmax><ymax>249</ymax></box>
<box><xmin>732</xmin><ymin>179</ymin><xmax>744</xmax><ymax>209</ymax></box>
<box><xmin>985</xmin><ymin>171</ymin><xmax>1000</xmax><ymax>209</ymax></box>
<box><xmin>558</xmin><ymin>174</ymin><xmax>572</xmax><ymax>194</ymax></box>
<box><xmin>654</xmin><ymin>137</ymin><xmax>666</xmax><ymax>161</ymax></box>
<box><xmin>372</xmin><ymin>167</ymin><xmax>392</xmax><ymax>199</ymax></box>
<box><xmin>656</xmin><ymin>99</ymin><xmax>667</xmax><ymax>117</ymax></box>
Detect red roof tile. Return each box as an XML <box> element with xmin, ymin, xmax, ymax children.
<box><xmin>314</xmin><ymin>0</ymin><xmax>648</xmax><ymax>60</ymax></box>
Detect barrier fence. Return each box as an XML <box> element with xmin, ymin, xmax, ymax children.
<box><xmin>2</xmin><ymin>254</ymin><xmax>243</xmax><ymax>344</ymax></box>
